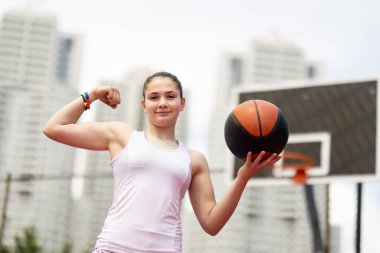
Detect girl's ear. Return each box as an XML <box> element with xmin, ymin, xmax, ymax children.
<box><xmin>141</xmin><ymin>98</ymin><xmax>147</xmax><ymax>112</ymax></box>
<box><xmin>180</xmin><ymin>97</ymin><xmax>186</xmax><ymax>111</ymax></box>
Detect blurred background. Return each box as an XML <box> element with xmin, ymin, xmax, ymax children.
<box><xmin>0</xmin><ymin>0</ymin><xmax>379</xmax><ymax>252</ymax></box>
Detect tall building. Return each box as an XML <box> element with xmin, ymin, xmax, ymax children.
<box><xmin>182</xmin><ymin>38</ymin><xmax>328</xmax><ymax>253</ymax></box>
<box><xmin>71</xmin><ymin>68</ymin><xmax>190</xmax><ymax>253</ymax></box>
<box><xmin>0</xmin><ymin>9</ymin><xmax>57</xmax><ymax>89</ymax></box>
<box><xmin>55</xmin><ymin>33</ymin><xmax>83</xmax><ymax>88</ymax></box>
<box><xmin>244</xmin><ymin>38</ymin><xmax>308</xmax><ymax>83</ymax></box>
<box><xmin>0</xmin><ymin>9</ymin><xmax>82</xmax><ymax>252</ymax></box>
<box><xmin>0</xmin><ymin>9</ymin><xmax>82</xmax><ymax>89</ymax></box>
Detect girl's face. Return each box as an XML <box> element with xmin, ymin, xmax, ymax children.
<box><xmin>142</xmin><ymin>77</ymin><xmax>185</xmax><ymax>128</ymax></box>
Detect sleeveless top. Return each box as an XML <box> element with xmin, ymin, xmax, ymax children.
<box><xmin>94</xmin><ymin>131</ymin><xmax>192</xmax><ymax>253</ymax></box>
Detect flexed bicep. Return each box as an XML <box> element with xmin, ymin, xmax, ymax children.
<box><xmin>46</xmin><ymin>121</ymin><xmax>114</xmax><ymax>150</ymax></box>
<box><xmin>43</xmin><ymin>87</ymin><xmax>124</xmax><ymax>150</ymax></box>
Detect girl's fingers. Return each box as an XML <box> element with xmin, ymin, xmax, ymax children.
<box><xmin>253</xmin><ymin>151</ymin><xmax>265</xmax><ymax>164</ymax></box>
<box><xmin>245</xmin><ymin>152</ymin><xmax>252</xmax><ymax>164</ymax></box>
<box><xmin>240</xmin><ymin>151</ymin><xmax>283</xmax><ymax>178</ymax></box>
<box><xmin>263</xmin><ymin>153</ymin><xmax>281</xmax><ymax>166</ymax></box>
<box><xmin>116</xmin><ymin>90</ymin><xmax>120</xmax><ymax>103</ymax></box>
<box><xmin>257</xmin><ymin>152</ymin><xmax>281</xmax><ymax>166</ymax></box>
<box><xmin>247</xmin><ymin>151</ymin><xmax>282</xmax><ymax>167</ymax></box>
<box><xmin>106</xmin><ymin>88</ymin><xmax>121</xmax><ymax>108</ymax></box>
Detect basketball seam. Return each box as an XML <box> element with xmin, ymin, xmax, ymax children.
<box><xmin>253</xmin><ymin>100</ymin><xmax>263</xmax><ymax>137</ymax></box>
<box><xmin>230</xmin><ymin>113</ymin><xmax>259</xmax><ymax>141</ymax></box>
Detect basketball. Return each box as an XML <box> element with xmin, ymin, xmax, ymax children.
<box><xmin>224</xmin><ymin>99</ymin><xmax>289</xmax><ymax>160</ymax></box>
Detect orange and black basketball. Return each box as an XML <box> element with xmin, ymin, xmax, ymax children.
<box><xmin>224</xmin><ymin>99</ymin><xmax>289</xmax><ymax>160</ymax></box>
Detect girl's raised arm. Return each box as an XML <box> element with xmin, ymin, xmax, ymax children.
<box><xmin>43</xmin><ymin>86</ymin><xmax>125</xmax><ymax>151</ymax></box>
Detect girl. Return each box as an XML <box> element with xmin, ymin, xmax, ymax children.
<box><xmin>43</xmin><ymin>71</ymin><xmax>281</xmax><ymax>253</ymax></box>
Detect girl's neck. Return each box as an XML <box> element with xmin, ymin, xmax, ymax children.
<box><xmin>146</xmin><ymin>125</ymin><xmax>177</xmax><ymax>142</ymax></box>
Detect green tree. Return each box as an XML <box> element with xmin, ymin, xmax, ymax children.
<box><xmin>14</xmin><ymin>227</ymin><xmax>42</xmax><ymax>253</ymax></box>
<box><xmin>0</xmin><ymin>245</ymin><xmax>12</xmax><ymax>253</ymax></box>
<box><xmin>1</xmin><ymin>227</ymin><xmax>74</xmax><ymax>253</ymax></box>
<box><xmin>59</xmin><ymin>242</ymin><xmax>72</xmax><ymax>253</ymax></box>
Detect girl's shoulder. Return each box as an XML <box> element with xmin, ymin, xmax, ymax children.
<box><xmin>109</xmin><ymin>121</ymin><xmax>134</xmax><ymax>144</ymax></box>
<box><xmin>108</xmin><ymin>122</ymin><xmax>135</xmax><ymax>159</ymax></box>
<box><xmin>188</xmin><ymin>149</ymin><xmax>205</xmax><ymax>160</ymax></box>
<box><xmin>188</xmin><ymin>149</ymin><xmax>209</xmax><ymax>176</ymax></box>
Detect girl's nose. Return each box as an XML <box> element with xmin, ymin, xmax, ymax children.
<box><xmin>158</xmin><ymin>97</ymin><xmax>168</xmax><ymax>107</ymax></box>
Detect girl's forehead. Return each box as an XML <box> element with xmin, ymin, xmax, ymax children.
<box><xmin>146</xmin><ymin>77</ymin><xmax>178</xmax><ymax>92</ymax></box>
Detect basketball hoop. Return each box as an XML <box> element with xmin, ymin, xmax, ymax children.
<box><xmin>280</xmin><ymin>152</ymin><xmax>314</xmax><ymax>184</ymax></box>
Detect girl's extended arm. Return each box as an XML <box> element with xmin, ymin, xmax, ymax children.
<box><xmin>188</xmin><ymin>151</ymin><xmax>280</xmax><ymax>236</ymax></box>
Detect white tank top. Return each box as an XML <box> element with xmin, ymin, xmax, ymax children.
<box><xmin>95</xmin><ymin>131</ymin><xmax>192</xmax><ymax>253</ymax></box>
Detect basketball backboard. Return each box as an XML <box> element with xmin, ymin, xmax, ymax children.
<box><xmin>226</xmin><ymin>77</ymin><xmax>380</xmax><ymax>185</ymax></box>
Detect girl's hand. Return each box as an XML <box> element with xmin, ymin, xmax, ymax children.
<box><xmin>237</xmin><ymin>151</ymin><xmax>281</xmax><ymax>182</ymax></box>
<box><xmin>92</xmin><ymin>86</ymin><xmax>121</xmax><ymax>109</ymax></box>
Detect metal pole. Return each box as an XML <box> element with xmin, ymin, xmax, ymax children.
<box><xmin>0</xmin><ymin>173</ymin><xmax>12</xmax><ymax>250</ymax></box>
<box><xmin>325</xmin><ymin>184</ymin><xmax>330</xmax><ymax>253</ymax></box>
<box><xmin>304</xmin><ymin>184</ymin><xmax>324</xmax><ymax>253</ymax></box>
<box><xmin>356</xmin><ymin>183</ymin><xmax>362</xmax><ymax>253</ymax></box>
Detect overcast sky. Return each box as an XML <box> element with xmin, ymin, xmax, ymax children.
<box><xmin>1</xmin><ymin>0</ymin><xmax>380</xmax><ymax>152</ymax></box>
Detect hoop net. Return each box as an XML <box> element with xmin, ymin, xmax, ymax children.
<box><xmin>280</xmin><ymin>152</ymin><xmax>314</xmax><ymax>184</ymax></box>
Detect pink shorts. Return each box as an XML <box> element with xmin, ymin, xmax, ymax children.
<box><xmin>92</xmin><ymin>249</ymin><xmax>114</xmax><ymax>253</ymax></box>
